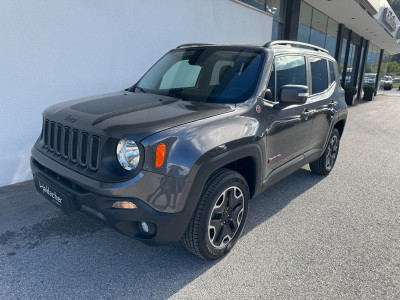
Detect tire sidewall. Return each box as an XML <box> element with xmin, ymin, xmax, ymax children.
<box><xmin>324</xmin><ymin>128</ymin><xmax>340</xmax><ymax>172</ymax></box>
<box><xmin>197</xmin><ymin>173</ymin><xmax>250</xmax><ymax>259</ymax></box>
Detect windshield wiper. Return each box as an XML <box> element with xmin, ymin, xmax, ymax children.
<box><xmin>135</xmin><ymin>86</ymin><xmax>147</xmax><ymax>93</ymax></box>
<box><xmin>166</xmin><ymin>92</ymin><xmax>192</xmax><ymax>101</ymax></box>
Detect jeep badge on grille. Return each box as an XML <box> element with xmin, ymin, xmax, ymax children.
<box><xmin>65</xmin><ymin>115</ymin><xmax>77</xmax><ymax>123</ymax></box>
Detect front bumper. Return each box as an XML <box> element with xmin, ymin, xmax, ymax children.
<box><xmin>31</xmin><ymin>148</ymin><xmax>193</xmax><ymax>245</ymax></box>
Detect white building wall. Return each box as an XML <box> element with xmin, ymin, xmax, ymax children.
<box><xmin>0</xmin><ymin>0</ymin><xmax>273</xmax><ymax>187</ymax></box>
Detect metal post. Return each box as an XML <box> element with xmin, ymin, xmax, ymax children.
<box><xmin>335</xmin><ymin>24</ymin><xmax>344</xmax><ymax>62</ymax></box>
<box><xmin>283</xmin><ymin>0</ymin><xmax>301</xmax><ymax>41</ymax></box>
<box><xmin>375</xmin><ymin>49</ymin><xmax>385</xmax><ymax>95</ymax></box>
<box><xmin>352</xmin><ymin>37</ymin><xmax>363</xmax><ymax>88</ymax></box>
<box><xmin>358</xmin><ymin>40</ymin><xmax>369</xmax><ymax>99</ymax></box>
<box><xmin>341</xmin><ymin>30</ymin><xmax>352</xmax><ymax>87</ymax></box>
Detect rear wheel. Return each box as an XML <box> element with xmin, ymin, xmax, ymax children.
<box><xmin>309</xmin><ymin>128</ymin><xmax>340</xmax><ymax>175</ymax></box>
<box><xmin>182</xmin><ymin>168</ymin><xmax>250</xmax><ymax>260</ymax></box>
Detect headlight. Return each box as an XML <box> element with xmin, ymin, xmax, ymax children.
<box><xmin>116</xmin><ymin>139</ymin><xmax>140</xmax><ymax>171</ymax></box>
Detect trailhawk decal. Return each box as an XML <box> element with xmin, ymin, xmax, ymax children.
<box><xmin>268</xmin><ymin>154</ymin><xmax>282</xmax><ymax>164</ymax></box>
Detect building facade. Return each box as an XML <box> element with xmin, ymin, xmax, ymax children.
<box><xmin>1</xmin><ymin>0</ymin><xmax>399</xmax><ymax>187</ymax></box>
<box><xmin>240</xmin><ymin>0</ymin><xmax>400</xmax><ymax>98</ymax></box>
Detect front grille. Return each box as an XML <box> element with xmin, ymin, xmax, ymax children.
<box><xmin>42</xmin><ymin>119</ymin><xmax>100</xmax><ymax>171</ymax></box>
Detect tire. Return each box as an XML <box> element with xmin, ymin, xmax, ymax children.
<box><xmin>182</xmin><ymin>168</ymin><xmax>250</xmax><ymax>260</ymax></box>
<box><xmin>309</xmin><ymin>128</ymin><xmax>341</xmax><ymax>175</ymax></box>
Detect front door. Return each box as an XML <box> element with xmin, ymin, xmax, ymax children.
<box><xmin>262</xmin><ymin>54</ymin><xmax>313</xmax><ymax>180</ymax></box>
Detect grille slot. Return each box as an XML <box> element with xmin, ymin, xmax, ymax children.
<box><xmin>44</xmin><ymin>119</ymin><xmax>49</xmax><ymax>148</ymax></box>
<box><xmin>63</xmin><ymin>127</ymin><xmax>70</xmax><ymax>158</ymax></box>
<box><xmin>71</xmin><ymin>130</ymin><xmax>79</xmax><ymax>162</ymax></box>
<box><xmin>80</xmin><ymin>133</ymin><xmax>88</xmax><ymax>166</ymax></box>
<box><xmin>42</xmin><ymin>119</ymin><xmax>101</xmax><ymax>171</ymax></box>
<box><xmin>49</xmin><ymin>122</ymin><xmax>55</xmax><ymax>151</ymax></box>
<box><xmin>56</xmin><ymin>124</ymin><xmax>62</xmax><ymax>154</ymax></box>
<box><xmin>90</xmin><ymin>136</ymin><xmax>100</xmax><ymax>170</ymax></box>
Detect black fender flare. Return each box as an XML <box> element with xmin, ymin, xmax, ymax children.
<box><xmin>170</xmin><ymin>143</ymin><xmax>263</xmax><ymax>242</ymax></box>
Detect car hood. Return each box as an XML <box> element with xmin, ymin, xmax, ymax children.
<box><xmin>43</xmin><ymin>91</ymin><xmax>234</xmax><ymax>140</ymax></box>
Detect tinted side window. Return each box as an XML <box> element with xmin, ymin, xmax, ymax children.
<box><xmin>269</xmin><ymin>55</ymin><xmax>306</xmax><ymax>101</ymax></box>
<box><xmin>310</xmin><ymin>57</ymin><xmax>328</xmax><ymax>94</ymax></box>
<box><xmin>329</xmin><ymin>60</ymin><xmax>336</xmax><ymax>84</ymax></box>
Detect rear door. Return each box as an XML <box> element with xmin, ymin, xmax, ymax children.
<box><xmin>306</xmin><ymin>57</ymin><xmax>337</xmax><ymax>154</ymax></box>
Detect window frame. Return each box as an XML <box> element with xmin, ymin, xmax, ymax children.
<box><xmin>308</xmin><ymin>55</ymin><xmax>330</xmax><ymax>96</ymax></box>
<box><xmin>273</xmin><ymin>53</ymin><xmax>309</xmax><ymax>103</ymax></box>
<box><xmin>328</xmin><ymin>59</ymin><xmax>337</xmax><ymax>86</ymax></box>
<box><xmin>265</xmin><ymin>54</ymin><xmax>309</xmax><ymax>103</ymax></box>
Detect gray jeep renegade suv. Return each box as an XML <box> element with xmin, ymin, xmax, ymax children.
<box><xmin>31</xmin><ymin>41</ymin><xmax>347</xmax><ymax>260</ymax></box>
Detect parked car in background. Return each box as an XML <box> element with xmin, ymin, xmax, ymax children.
<box><xmin>363</xmin><ymin>73</ymin><xmax>376</xmax><ymax>85</ymax></box>
<box><xmin>382</xmin><ymin>75</ymin><xmax>393</xmax><ymax>90</ymax></box>
<box><xmin>340</xmin><ymin>67</ymin><xmax>352</xmax><ymax>84</ymax></box>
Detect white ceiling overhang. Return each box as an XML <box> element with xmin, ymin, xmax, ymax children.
<box><xmin>305</xmin><ymin>0</ymin><xmax>400</xmax><ymax>54</ymax></box>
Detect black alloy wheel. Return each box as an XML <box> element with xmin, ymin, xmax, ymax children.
<box><xmin>182</xmin><ymin>168</ymin><xmax>250</xmax><ymax>260</ymax></box>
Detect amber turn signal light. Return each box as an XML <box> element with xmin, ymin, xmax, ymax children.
<box><xmin>155</xmin><ymin>144</ymin><xmax>166</xmax><ymax>167</ymax></box>
<box><xmin>112</xmin><ymin>201</ymin><xmax>137</xmax><ymax>209</ymax></box>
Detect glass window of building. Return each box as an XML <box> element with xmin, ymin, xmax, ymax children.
<box><xmin>298</xmin><ymin>1</ymin><xmax>312</xmax><ymax>44</ymax></box>
<box><xmin>339</xmin><ymin>38</ymin><xmax>347</xmax><ymax>78</ymax></box>
<box><xmin>364</xmin><ymin>43</ymin><xmax>380</xmax><ymax>87</ymax></box>
<box><xmin>271</xmin><ymin>20</ymin><xmax>283</xmax><ymax>41</ymax></box>
<box><xmin>266</xmin><ymin>0</ymin><xmax>285</xmax><ymax>17</ymax></box>
<box><xmin>357</xmin><ymin>45</ymin><xmax>367</xmax><ymax>88</ymax></box>
<box><xmin>377</xmin><ymin>51</ymin><xmax>390</xmax><ymax>93</ymax></box>
<box><xmin>311</xmin><ymin>9</ymin><xmax>328</xmax><ymax>33</ymax></box>
<box><xmin>345</xmin><ymin>44</ymin><xmax>356</xmax><ymax>85</ymax></box>
<box><xmin>326</xmin><ymin>18</ymin><xmax>339</xmax><ymax>57</ymax></box>
<box><xmin>297</xmin><ymin>1</ymin><xmax>338</xmax><ymax>56</ymax></box>
<box><xmin>240</xmin><ymin>0</ymin><xmax>266</xmax><ymax>11</ymax></box>
<box><xmin>240</xmin><ymin>0</ymin><xmax>285</xmax><ymax>40</ymax></box>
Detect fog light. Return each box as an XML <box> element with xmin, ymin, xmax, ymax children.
<box><xmin>112</xmin><ymin>201</ymin><xmax>137</xmax><ymax>209</ymax></box>
<box><xmin>140</xmin><ymin>221</ymin><xmax>149</xmax><ymax>233</ymax></box>
<box><xmin>139</xmin><ymin>221</ymin><xmax>156</xmax><ymax>236</ymax></box>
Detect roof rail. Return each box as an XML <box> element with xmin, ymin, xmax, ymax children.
<box><xmin>176</xmin><ymin>43</ymin><xmax>216</xmax><ymax>48</ymax></box>
<box><xmin>263</xmin><ymin>40</ymin><xmax>330</xmax><ymax>54</ymax></box>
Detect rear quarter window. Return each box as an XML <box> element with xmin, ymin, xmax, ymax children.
<box><xmin>310</xmin><ymin>57</ymin><xmax>328</xmax><ymax>94</ymax></box>
<box><xmin>329</xmin><ymin>60</ymin><xmax>336</xmax><ymax>84</ymax></box>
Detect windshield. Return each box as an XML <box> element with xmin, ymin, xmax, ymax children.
<box><xmin>136</xmin><ymin>48</ymin><xmax>265</xmax><ymax>103</ymax></box>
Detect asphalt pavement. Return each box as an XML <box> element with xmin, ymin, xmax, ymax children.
<box><xmin>1</xmin><ymin>92</ymin><xmax>399</xmax><ymax>299</ymax></box>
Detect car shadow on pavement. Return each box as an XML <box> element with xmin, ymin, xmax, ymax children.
<box><xmin>0</xmin><ymin>168</ymin><xmax>325</xmax><ymax>299</ymax></box>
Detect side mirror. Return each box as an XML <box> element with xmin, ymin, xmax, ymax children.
<box><xmin>278</xmin><ymin>85</ymin><xmax>309</xmax><ymax>105</ymax></box>
<box><xmin>264</xmin><ymin>89</ymin><xmax>273</xmax><ymax>101</ymax></box>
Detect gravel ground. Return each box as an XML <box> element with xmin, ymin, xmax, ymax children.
<box><xmin>0</xmin><ymin>93</ymin><xmax>399</xmax><ymax>299</ymax></box>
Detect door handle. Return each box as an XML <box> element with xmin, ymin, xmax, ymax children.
<box><xmin>329</xmin><ymin>101</ymin><xmax>338</xmax><ymax>107</ymax></box>
<box><xmin>301</xmin><ymin>109</ymin><xmax>313</xmax><ymax>120</ymax></box>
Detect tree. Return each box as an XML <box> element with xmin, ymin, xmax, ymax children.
<box><xmin>387</xmin><ymin>61</ymin><xmax>400</xmax><ymax>74</ymax></box>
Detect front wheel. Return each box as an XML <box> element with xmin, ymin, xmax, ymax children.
<box><xmin>309</xmin><ymin>128</ymin><xmax>341</xmax><ymax>175</ymax></box>
<box><xmin>182</xmin><ymin>168</ymin><xmax>250</xmax><ymax>260</ymax></box>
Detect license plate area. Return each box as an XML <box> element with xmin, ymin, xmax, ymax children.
<box><xmin>34</xmin><ymin>176</ymin><xmax>75</xmax><ymax>214</ymax></box>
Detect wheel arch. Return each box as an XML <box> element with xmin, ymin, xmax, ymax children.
<box><xmin>223</xmin><ymin>156</ymin><xmax>257</xmax><ymax>198</ymax></box>
<box><xmin>188</xmin><ymin>143</ymin><xmax>263</xmax><ymax>200</ymax></box>
<box><xmin>334</xmin><ymin>119</ymin><xmax>346</xmax><ymax>137</ymax></box>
